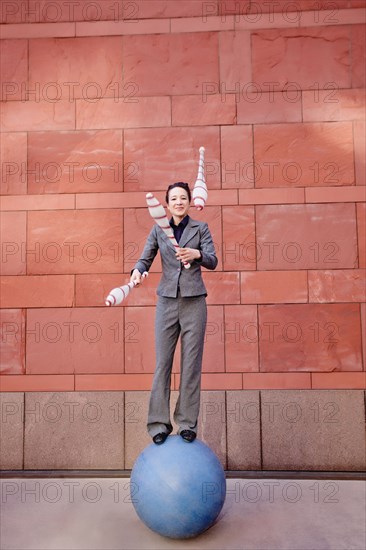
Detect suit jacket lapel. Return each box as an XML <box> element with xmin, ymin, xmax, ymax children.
<box><xmin>179</xmin><ymin>217</ymin><xmax>200</xmax><ymax>248</ymax></box>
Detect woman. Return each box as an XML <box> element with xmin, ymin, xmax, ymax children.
<box><xmin>130</xmin><ymin>182</ymin><xmax>218</xmax><ymax>444</ymax></box>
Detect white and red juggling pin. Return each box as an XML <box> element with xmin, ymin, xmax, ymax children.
<box><xmin>192</xmin><ymin>146</ymin><xmax>207</xmax><ymax>211</ymax></box>
<box><xmin>146</xmin><ymin>192</ymin><xmax>191</xmax><ymax>269</ymax></box>
<box><xmin>105</xmin><ymin>271</ymin><xmax>148</xmax><ymax>306</ymax></box>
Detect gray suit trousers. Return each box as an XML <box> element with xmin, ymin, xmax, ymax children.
<box><xmin>147</xmin><ymin>291</ymin><xmax>207</xmax><ymax>437</ymax></box>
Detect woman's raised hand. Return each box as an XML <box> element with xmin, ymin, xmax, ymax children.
<box><xmin>175</xmin><ymin>248</ymin><xmax>201</xmax><ymax>263</ymax></box>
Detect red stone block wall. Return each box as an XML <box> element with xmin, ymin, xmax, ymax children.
<box><xmin>0</xmin><ymin>0</ymin><xmax>365</xmax><ymax>470</ymax></box>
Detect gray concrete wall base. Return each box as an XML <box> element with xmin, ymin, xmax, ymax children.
<box><xmin>0</xmin><ymin>390</ymin><xmax>365</xmax><ymax>471</ymax></box>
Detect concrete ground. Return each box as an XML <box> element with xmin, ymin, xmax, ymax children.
<box><xmin>0</xmin><ymin>477</ymin><xmax>365</xmax><ymax>550</ymax></box>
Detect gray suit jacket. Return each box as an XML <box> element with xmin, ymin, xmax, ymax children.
<box><xmin>133</xmin><ymin>216</ymin><xmax>218</xmax><ymax>297</ymax></box>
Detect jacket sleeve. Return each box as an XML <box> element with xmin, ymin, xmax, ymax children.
<box><xmin>131</xmin><ymin>226</ymin><xmax>159</xmax><ymax>275</ymax></box>
<box><xmin>197</xmin><ymin>222</ymin><xmax>218</xmax><ymax>271</ymax></box>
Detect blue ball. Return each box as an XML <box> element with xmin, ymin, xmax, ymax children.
<box><xmin>130</xmin><ymin>435</ymin><xmax>226</xmax><ymax>539</ymax></box>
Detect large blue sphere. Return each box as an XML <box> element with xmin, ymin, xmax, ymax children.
<box><xmin>130</xmin><ymin>435</ymin><xmax>226</xmax><ymax>539</ymax></box>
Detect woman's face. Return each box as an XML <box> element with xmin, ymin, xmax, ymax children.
<box><xmin>167</xmin><ymin>187</ymin><xmax>190</xmax><ymax>220</ymax></box>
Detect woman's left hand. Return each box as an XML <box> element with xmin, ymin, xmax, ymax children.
<box><xmin>175</xmin><ymin>247</ymin><xmax>201</xmax><ymax>263</ymax></box>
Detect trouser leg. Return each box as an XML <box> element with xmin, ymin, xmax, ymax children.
<box><xmin>147</xmin><ymin>296</ymin><xmax>180</xmax><ymax>437</ymax></box>
<box><xmin>174</xmin><ymin>295</ymin><xmax>207</xmax><ymax>433</ymax></box>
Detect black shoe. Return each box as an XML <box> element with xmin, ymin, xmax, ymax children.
<box><xmin>180</xmin><ymin>430</ymin><xmax>196</xmax><ymax>443</ymax></box>
<box><xmin>153</xmin><ymin>432</ymin><xmax>168</xmax><ymax>445</ymax></box>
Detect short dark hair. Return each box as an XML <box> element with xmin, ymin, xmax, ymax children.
<box><xmin>165</xmin><ymin>182</ymin><xmax>191</xmax><ymax>204</ymax></box>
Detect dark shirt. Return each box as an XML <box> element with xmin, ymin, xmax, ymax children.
<box><xmin>169</xmin><ymin>215</ymin><xmax>189</xmax><ymax>244</ymax></box>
